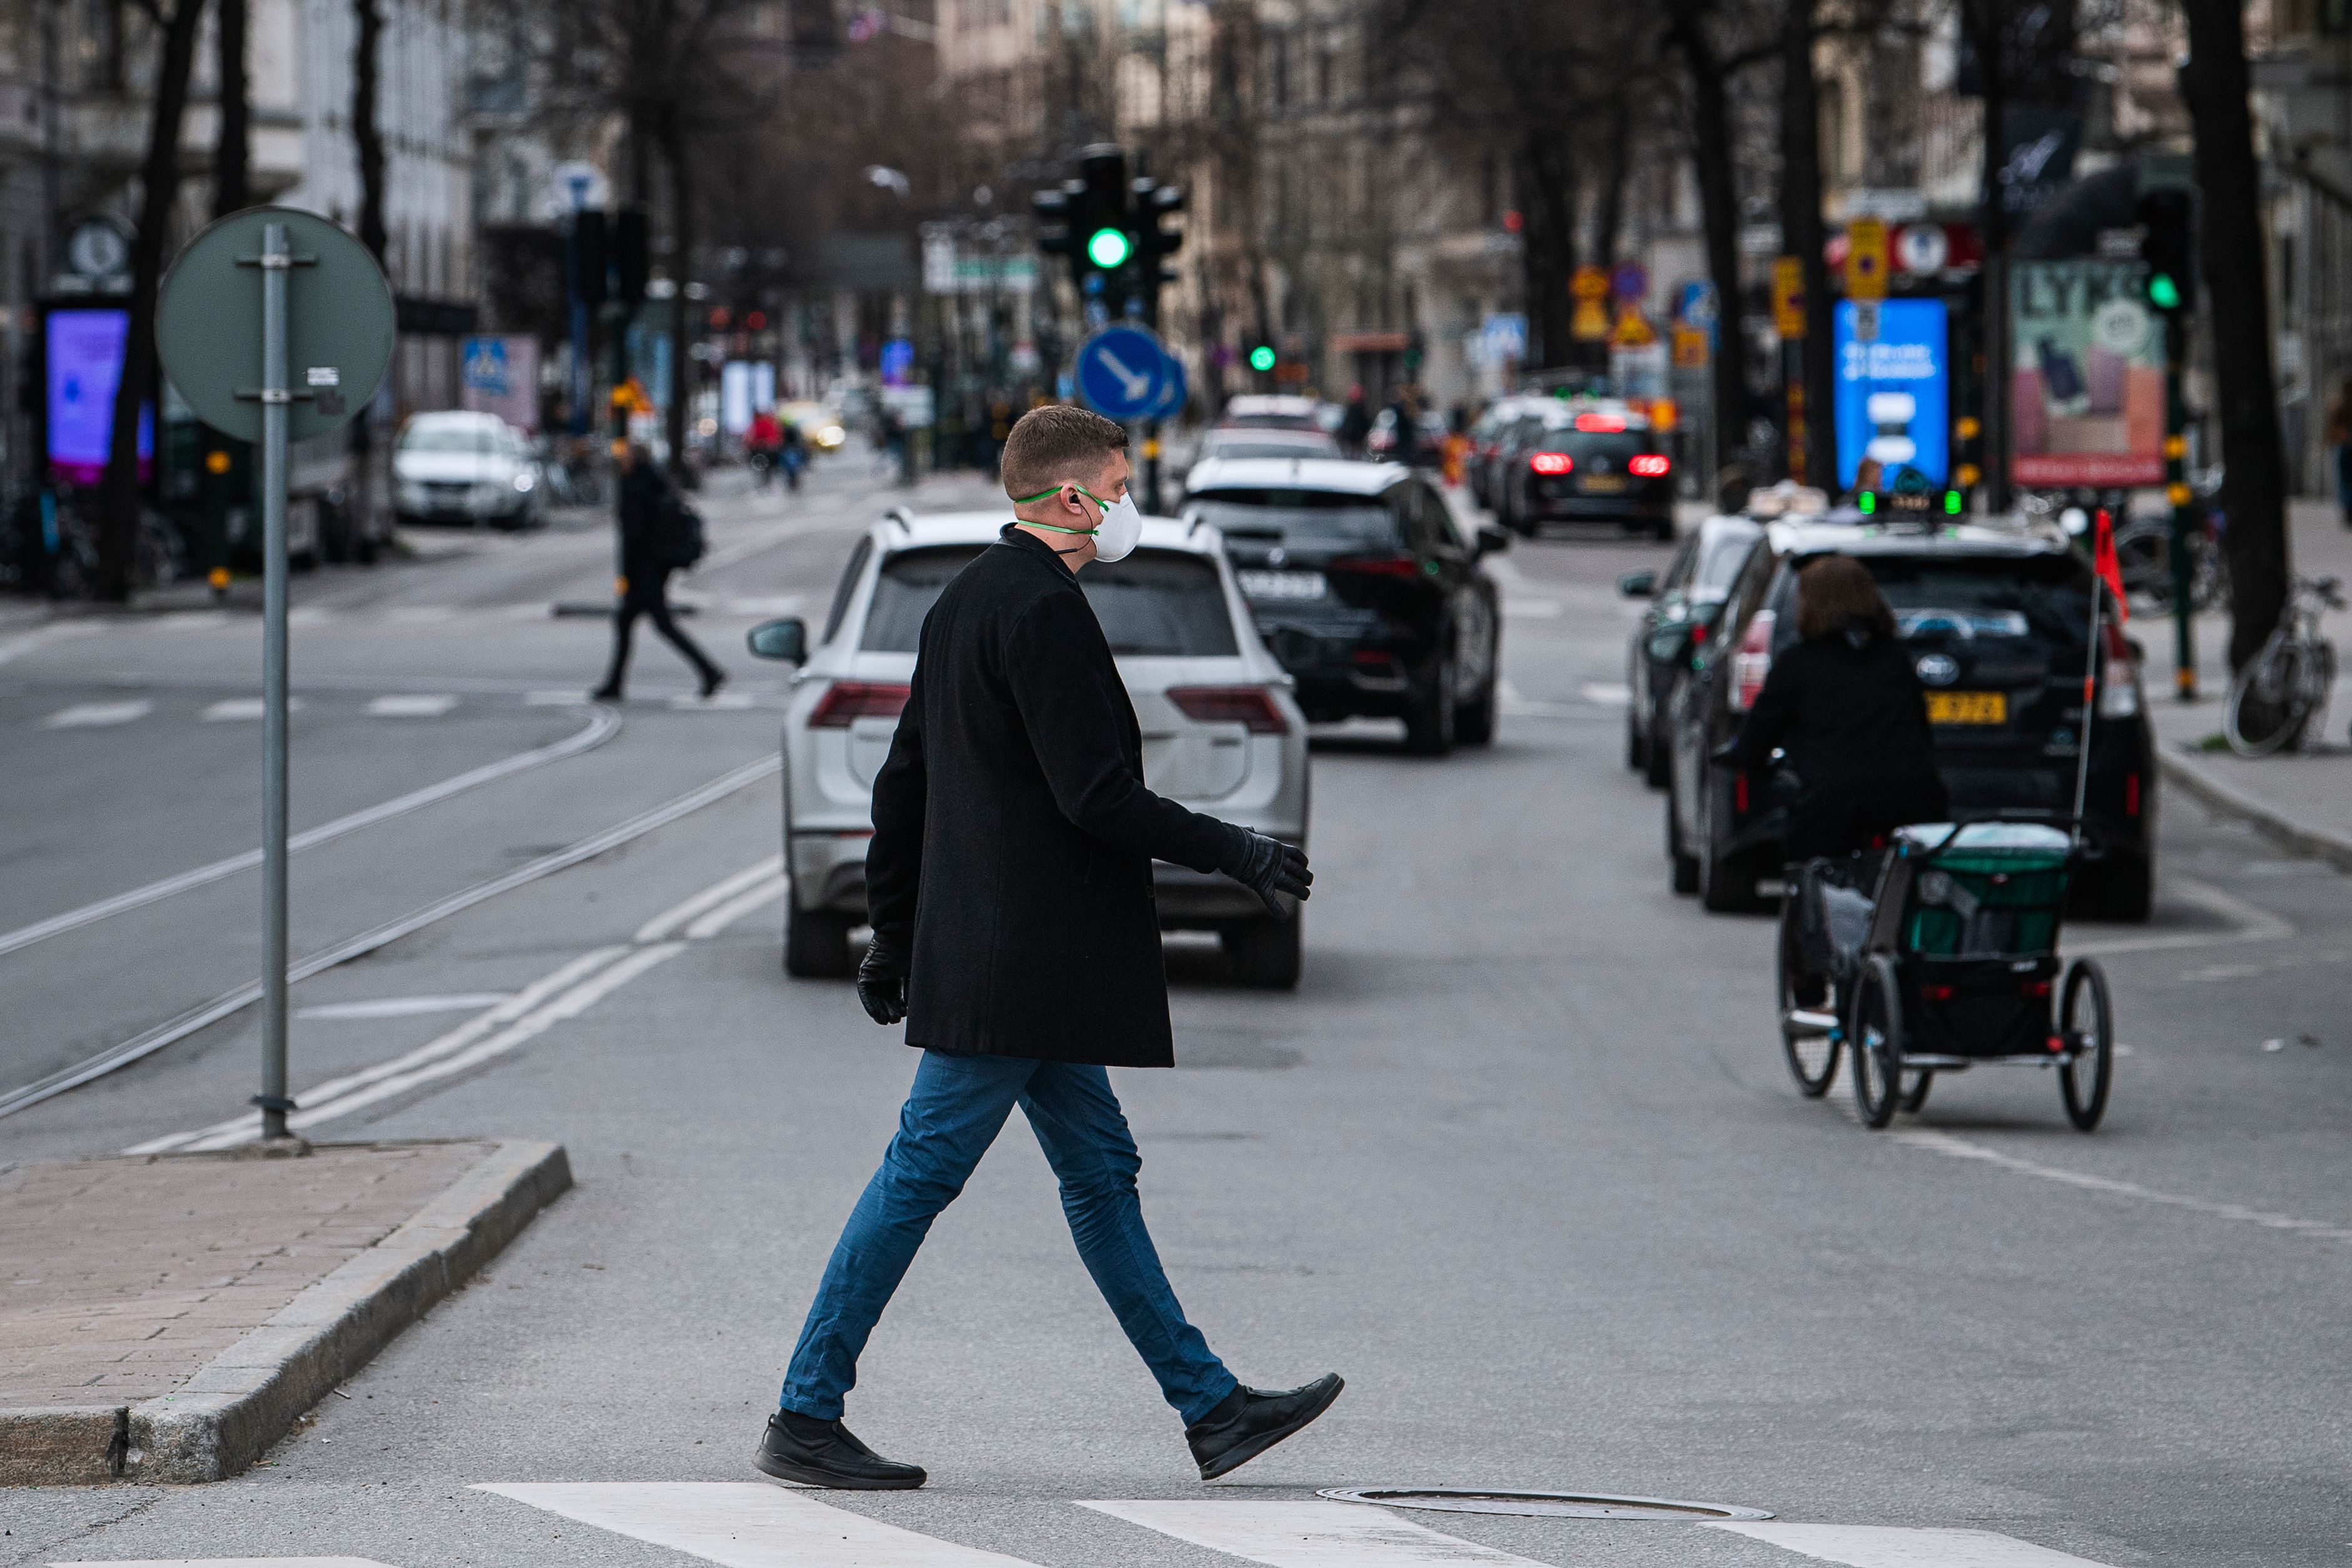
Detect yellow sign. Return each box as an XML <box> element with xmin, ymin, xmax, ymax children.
<box><xmin>1672</xmin><ymin>325</ymin><xmax>1710</xmax><ymax>368</ymax></box>
<box><xmin>1772</xmin><ymin>257</ymin><xmax>1806</xmax><ymax>338</ymax></box>
<box><xmin>1610</xmin><ymin>308</ymin><xmax>1656</xmax><ymax>349</ymax></box>
<box><xmin>1650</xmin><ymin>399</ymin><xmax>1679</xmax><ymax>432</ymax></box>
<box><xmin>1571</xmin><ymin>265</ymin><xmax>1611</xmax><ymax>301</ymax></box>
<box><xmin>1845</xmin><ymin>218</ymin><xmax>1889</xmax><ymax>301</ymax></box>
<box><xmin>1572</xmin><ymin>298</ymin><xmax>1613</xmax><ymax>342</ymax></box>
<box><xmin>610</xmin><ymin>376</ymin><xmax>652</xmax><ymax>412</ymax></box>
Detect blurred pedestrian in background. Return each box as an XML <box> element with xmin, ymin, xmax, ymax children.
<box><xmin>1337</xmin><ymin>387</ymin><xmax>1371</xmax><ymax>458</ymax></box>
<box><xmin>2325</xmin><ymin>378</ymin><xmax>2352</xmax><ymax>528</ymax></box>
<box><xmin>592</xmin><ymin>443</ymin><xmax>724</xmax><ymax>702</ymax></box>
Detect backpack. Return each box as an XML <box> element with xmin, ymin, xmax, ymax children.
<box><xmin>661</xmin><ymin>492</ymin><xmax>706</xmax><ymax>570</ymax></box>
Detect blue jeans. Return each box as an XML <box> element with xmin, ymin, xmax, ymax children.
<box><xmin>780</xmin><ymin>1051</ymin><xmax>1237</xmax><ymax>1425</ymax></box>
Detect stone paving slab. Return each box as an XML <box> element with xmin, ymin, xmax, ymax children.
<box><xmin>0</xmin><ymin>1138</ymin><xmax>568</xmax><ymax>1484</ymax></box>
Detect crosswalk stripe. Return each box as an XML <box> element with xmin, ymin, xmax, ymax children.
<box><xmin>41</xmin><ymin>699</ymin><xmax>153</xmax><ymax>728</ymax></box>
<box><xmin>1079</xmin><ymin>1500</ymin><xmax>1546</xmax><ymax>1566</ymax></box>
<box><xmin>476</xmin><ymin>1482</ymin><xmax>1045</xmax><ymax>1566</ymax></box>
<box><xmin>367</xmin><ymin>693</ymin><xmax>458</xmax><ymax>717</ymax></box>
<box><xmin>51</xmin><ymin>1559</ymin><xmax>395</xmax><ymax>1567</ymax></box>
<box><xmin>1707</xmin><ymin>1523</ymin><xmax>2123</xmax><ymax>1567</ymax></box>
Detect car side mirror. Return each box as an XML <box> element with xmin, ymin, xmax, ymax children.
<box><xmin>1618</xmin><ymin>569</ymin><xmax>1657</xmax><ymax>598</ymax></box>
<box><xmin>746</xmin><ymin>617</ymin><xmax>808</xmax><ymax>664</ymax></box>
<box><xmin>1476</xmin><ymin>524</ymin><xmax>1511</xmax><ymax>555</ymax></box>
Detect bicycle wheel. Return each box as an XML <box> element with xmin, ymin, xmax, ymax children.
<box><xmin>2225</xmin><ymin>640</ymin><xmax>2311</xmax><ymax>757</ymax></box>
<box><xmin>1777</xmin><ymin>898</ymin><xmax>1839</xmax><ymax>1098</ymax></box>
<box><xmin>2059</xmin><ymin>958</ymin><xmax>2113</xmax><ymax>1132</ymax></box>
<box><xmin>1849</xmin><ymin>954</ymin><xmax>1905</xmax><ymax>1130</ymax></box>
<box><xmin>1898</xmin><ymin>1070</ymin><xmax>1934</xmax><ymax>1115</ymax></box>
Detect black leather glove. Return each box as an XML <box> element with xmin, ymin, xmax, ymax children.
<box><xmin>1222</xmin><ymin>829</ymin><xmax>1312</xmax><ymax>917</ymax></box>
<box><xmin>856</xmin><ymin>938</ymin><xmax>909</xmax><ymax>1026</ymax></box>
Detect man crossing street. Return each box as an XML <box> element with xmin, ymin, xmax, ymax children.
<box><xmin>754</xmin><ymin>405</ymin><xmax>1336</xmax><ymax>1490</ymax></box>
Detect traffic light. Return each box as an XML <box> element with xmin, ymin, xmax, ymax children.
<box><xmin>614</xmin><ymin>205</ymin><xmax>650</xmax><ymax>307</ymax></box>
<box><xmin>1075</xmin><ymin>145</ymin><xmax>1133</xmax><ymax>310</ymax></box>
<box><xmin>1033</xmin><ymin>180</ymin><xmax>1083</xmax><ymax>286</ymax></box>
<box><xmin>2136</xmin><ymin>188</ymin><xmax>2195</xmax><ymax>315</ymax></box>
<box><xmin>1132</xmin><ymin>177</ymin><xmax>1185</xmax><ymax>304</ymax></box>
<box><xmin>1248</xmin><ymin>343</ymin><xmax>1277</xmax><ymax>373</ymax></box>
<box><xmin>1086</xmin><ymin>224</ymin><xmax>1133</xmax><ymax>269</ymax></box>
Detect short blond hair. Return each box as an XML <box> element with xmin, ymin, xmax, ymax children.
<box><xmin>1001</xmin><ymin>405</ymin><xmax>1127</xmax><ymax>499</ymax></box>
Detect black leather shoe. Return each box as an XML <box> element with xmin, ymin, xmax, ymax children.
<box><xmin>1184</xmin><ymin>1374</ymin><xmax>1344</xmax><ymax>1480</ymax></box>
<box><xmin>753</xmin><ymin>1410</ymin><xmax>926</xmax><ymax>1490</ymax></box>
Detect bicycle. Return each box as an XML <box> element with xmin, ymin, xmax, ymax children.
<box><xmin>2224</xmin><ymin>573</ymin><xmax>2343</xmax><ymax>757</ymax></box>
<box><xmin>2112</xmin><ymin>510</ymin><xmax>2228</xmax><ymax>616</ymax></box>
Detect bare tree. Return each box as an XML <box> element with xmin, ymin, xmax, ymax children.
<box><xmin>93</xmin><ymin>0</ymin><xmax>209</xmax><ymax>603</ymax></box>
<box><xmin>2178</xmin><ymin>0</ymin><xmax>2289</xmax><ymax>667</ymax></box>
<box><xmin>214</xmin><ymin>0</ymin><xmax>249</xmax><ymax>216</ymax></box>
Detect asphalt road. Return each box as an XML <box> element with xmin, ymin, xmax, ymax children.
<box><xmin>3</xmin><ymin>458</ymin><xmax>2347</xmax><ymax>1568</ymax></box>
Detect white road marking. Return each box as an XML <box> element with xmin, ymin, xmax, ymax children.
<box><xmin>202</xmin><ymin>698</ymin><xmax>268</xmax><ymax>721</ymax></box>
<box><xmin>295</xmin><ymin>993</ymin><xmax>512</xmax><ymax>1020</ymax></box>
<box><xmin>670</xmin><ymin>690</ymin><xmax>759</xmax><ymax>710</ymax></box>
<box><xmin>1708</xmin><ymin>1522</ymin><xmax>2123</xmax><ymax>1567</ymax></box>
<box><xmin>1080</xmin><ymin>1500</ymin><xmax>1545</xmax><ymax>1566</ymax></box>
<box><xmin>477</xmin><ymin>1482</ymin><xmax>1046</xmax><ymax>1566</ymax></box>
<box><xmin>0</xmin><ymin>620</ymin><xmax>101</xmax><ymax>667</ymax></box>
<box><xmin>683</xmin><ymin>875</ymin><xmax>787</xmax><ymax>939</ymax></box>
<box><xmin>41</xmin><ymin>699</ymin><xmax>153</xmax><ymax>729</ymax></box>
<box><xmin>367</xmin><ymin>693</ymin><xmax>459</xmax><ymax>717</ymax></box>
<box><xmin>527</xmin><ymin>689</ymin><xmax>591</xmax><ymax>706</ymax></box>
<box><xmin>636</xmin><ymin>856</ymin><xmax>784</xmax><ymax>942</ymax></box>
<box><xmin>724</xmin><ymin>595</ymin><xmax>806</xmax><ymax>616</ymax></box>
<box><xmin>1895</xmin><ymin>1130</ymin><xmax>2352</xmax><ymax>1245</ymax></box>
<box><xmin>0</xmin><ymin>707</ymin><xmax>618</xmax><ymax>964</ymax></box>
<box><xmin>286</xmin><ymin>605</ymin><xmax>338</xmax><ymax>627</ymax></box>
<box><xmin>2062</xmin><ymin>875</ymin><xmax>2292</xmax><ymax>956</ymax></box>
<box><xmin>1580</xmin><ymin>681</ymin><xmax>1633</xmax><ymax>706</ymax></box>
<box><xmin>1494</xmin><ymin>679</ymin><xmax>1581</xmax><ymax>717</ymax></box>
<box><xmin>1502</xmin><ymin>598</ymin><xmax>1561</xmax><ymax>617</ymax></box>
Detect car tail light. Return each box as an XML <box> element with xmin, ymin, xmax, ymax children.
<box><xmin>1574</xmin><ymin>413</ymin><xmax>1626</xmax><ymax>432</ymax></box>
<box><xmin>2125</xmin><ymin>771</ymin><xmax>2141</xmax><ymax>817</ymax></box>
<box><xmin>808</xmin><ymin>680</ymin><xmax>910</xmax><ymax>727</ymax></box>
<box><xmin>1733</xmin><ymin>772</ymin><xmax>1750</xmax><ymax>813</ymax></box>
<box><xmin>1528</xmin><ymin>451</ymin><xmax>1573</xmax><ymax>475</ymax></box>
<box><xmin>1332</xmin><ymin>555</ymin><xmax>1422</xmax><ymax>579</ymax></box>
<box><xmin>1728</xmin><ymin>609</ymin><xmax>1776</xmax><ymax>712</ymax></box>
<box><xmin>2020</xmin><ymin>979</ymin><xmax>2052</xmax><ymax>998</ymax></box>
<box><xmin>1924</xmin><ymin>983</ymin><xmax>1955</xmax><ymax>1002</ymax></box>
<box><xmin>1167</xmin><ymin>685</ymin><xmax>1290</xmax><ymax>733</ymax></box>
<box><xmin>1629</xmin><ymin>454</ymin><xmax>1671</xmax><ymax>477</ymax></box>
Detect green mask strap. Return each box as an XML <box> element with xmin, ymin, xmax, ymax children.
<box><xmin>1011</xmin><ymin>485</ymin><xmax>1107</xmax><ymax>545</ymax></box>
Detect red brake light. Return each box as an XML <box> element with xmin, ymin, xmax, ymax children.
<box><xmin>1574</xmin><ymin>413</ymin><xmax>1626</xmax><ymax>432</ymax></box>
<box><xmin>1167</xmin><ymin>685</ymin><xmax>1289</xmax><ymax>734</ymax></box>
<box><xmin>808</xmin><ymin>680</ymin><xmax>910</xmax><ymax>727</ymax></box>
<box><xmin>1333</xmin><ymin>555</ymin><xmax>1422</xmax><ymax>579</ymax></box>
<box><xmin>1629</xmin><ymin>454</ymin><xmax>1671</xmax><ymax>477</ymax></box>
<box><xmin>1729</xmin><ymin>609</ymin><xmax>1776</xmax><ymax>712</ymax></box>
<box><xmin>2125</xmin><ymin>771</ymin><xmax>2141</xmax><ymax>817</ymax></box>
<box><xmin>1733</xmin><ymin>772</ymin><xmax>1750</xmax><ymax>813</ymax></box>
<box><xmin>1529</xmin><ymin>452</ymin><xmax>1573</xmax><ymax>475</ymax></box>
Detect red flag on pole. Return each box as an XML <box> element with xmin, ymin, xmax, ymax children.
<box><xmin>2091</xmin><ymin>507</ymin><xmax>2127</xmax><ymax>622</ymax></box>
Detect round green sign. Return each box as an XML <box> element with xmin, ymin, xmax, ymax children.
<box><xmin>155</xmin><ymin>206</ymin><xmax>395</xmax><ymax>443</ymax></box>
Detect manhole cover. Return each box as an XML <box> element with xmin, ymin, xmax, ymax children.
<box><xmin>1318</xmin><ymin>1488</ymin><xmax>1773</xmax><ymax>1522</ymax></box>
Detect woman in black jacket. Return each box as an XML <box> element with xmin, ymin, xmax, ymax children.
<box><xmin>1731</xmin><ymin>554</ymin><xmax>1947</xmax><ymax>862</ymax></box>
<box><xmin>592</xmin><ymin>443</ymin><xmax>723</xmax><ymax>701</ymax></box>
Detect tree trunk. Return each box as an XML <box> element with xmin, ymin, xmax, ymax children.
<box><xmin>1517</xmin><ymin>126</ymin><xmax>1578</xmax><ymax>372</ymax></box>
<box><xmin>1593</xmin><ymin>88</ymin><xmax>1633</xmax><ymax>273</ymax></box>
<box><xmin>213</xmin><ymin>0</ymin><xmax>248</xmax><ymax>217</ymax></box>
<box><xmin>2179</xmin><ymin>1</ymin><xmax>2289</xmax><ymax>668</ymax></box>
<box><xmin>1780</xmin><ymin>0</ymin><xmax>1836</xmax><ymax>490</ymax></box>
<box><xmin>1668</xmin><ymin>0</ymin><xmax>1753</xmax><ymax>488</ymax></box>
<box><xmin>661</xmin><ymin>111</ymin><xmax>694</xmax><ymax>477</ymax></box>
<box><xmin>94</xmin><ymin>0</ymin><xmax>208</xmax><ymax>603</ymax></box>
<box><xmin>1970</xmin><ymin>0</ymin><xmax>2012</xmax><ymax>511</ymax></box>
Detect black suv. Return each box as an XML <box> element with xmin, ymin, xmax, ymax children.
<box><xmin>1494</xmin><ymin>403</ymin><xmax>1675</xmax><ymax>540</ymax></box>
<box><xmin>1617</xmin><ymin>511</ymin><xmax>1763</xmax><ymax>788</ymax></box>
<box><xmin>1665</xmin><ymin>516</ymin><xmax>2157</xmax><ymax>919</ymax></box>
<box><xmin>1181</xmin><ymin>457</ymin><xmax>1507</xmax><ymax>756</ymax></box>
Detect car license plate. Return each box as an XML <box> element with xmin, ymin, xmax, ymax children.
<box><xmin>1239</xmin><ymin>570</ymin><xmax>1327</xmax><ymax>602</ymax></box>
<box><xmin>1580</xmin><ymin>475</ymin><xmax>1627</xmax><ymax>493</ymax></box>
<box><xmin>1927</xmin><ymin>690</ymin><xmax>2007</xmax><ymax>724</ymax></box>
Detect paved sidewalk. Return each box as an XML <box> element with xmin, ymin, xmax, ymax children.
<box><xmin>0</xmin><ymin>1138</ymin><xmax>567</xmax><ymax>1484</ymax></box>
<box><xmin>2136</xmin><ymin>498</ymin><xmax>2352</xmax><ymax>868</ymax></box>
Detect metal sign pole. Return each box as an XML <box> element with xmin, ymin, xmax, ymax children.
<box><xmin>258</xmin><ymin>219</ymin><xmax>293</xmax><ymax>1141</ymax></box>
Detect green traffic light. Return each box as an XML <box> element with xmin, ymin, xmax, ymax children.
<box><xmin>1858</xmin><ymin>492</ymin><xmax>1876</xmax><ymax>515</ymax></box>
<box><xmin>1248</xmin><ymin>345</ymin><xmax>1277</xmax><ymax>372</ymax></box>
<box><xmin>2148</xmin><ymin>273</ymin><xmax>2182</xmax><ymax>310</ymax></box>
<box><xmin>1086</xmin><ymin>227</ymin><xmax>1132</xmax><ymax>269</ymax></box>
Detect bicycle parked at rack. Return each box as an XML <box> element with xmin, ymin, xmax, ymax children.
<box><xmin>2224</xmin><ymin>573</ymin><xmax>2343</xmax><ymax>757</ymax></box>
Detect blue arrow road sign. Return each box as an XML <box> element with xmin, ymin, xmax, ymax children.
<box><xmin>1075</xmin><ymin>326</ymin><xmax>1168</xmax><ymax>420</ymax></box>
<box><xmin>1147</xmin><ymin>348</ymin><xmax>1188</xmax><ymax>420</ymax></box>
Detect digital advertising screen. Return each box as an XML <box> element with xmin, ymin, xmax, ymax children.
<box><xmin>46</xmin><ymin>307</ymin><xmax>153</xmax><ymax>485</ymax></box>
<box><xmin>2008</xmin><ymin>260</ymin><xmax>2166</xmax><ymax>488</ymax></box>
<box><xmin>1832</xmin><ymin>298</ymin><xmax>1949</xmax><ymax>492</ymax></box>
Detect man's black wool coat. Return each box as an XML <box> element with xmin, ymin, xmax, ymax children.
<box><xmin>866</xmin><ymin>524</ymin><xmax>1242</xmax><ymax>1067</ymax></box>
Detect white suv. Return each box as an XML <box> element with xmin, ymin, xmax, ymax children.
<box><xmin>746</xmin><ymin>509</ymin><xmax>1313</xmax><ymax>986</ymax></box>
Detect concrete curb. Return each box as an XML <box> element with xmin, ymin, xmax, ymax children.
<box><xmin>0</xmin><ymin>1138</ymin><xmax>571</xmax><ymax>1486</ymax></box>
<box><xmin>2157</xmin><ymin>747</ymin><xmax>2352</xmax><ymax>875</ymax></box>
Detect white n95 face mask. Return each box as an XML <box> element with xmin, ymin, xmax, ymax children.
<box><xmin>1013</xmin><ymin>482</ymin><xmax>1142</xmax><ymax>562</ymax></box>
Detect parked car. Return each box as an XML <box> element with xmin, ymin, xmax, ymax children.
<box><xmin>1179</xmin><ymin>427</ymin><xmax>1347</xmax><ymax>506</ymax></box>
<box><xmin>1494</xmin><ymin>401</ymin><xmax>1675</xmax><ymax>540</ymax></box>
<box><xmin>1364</xmin><ymin>406</ymin><xmax>1449</xmax><ymax>463</ymax></box>
<box><xmin>1664</xmin><ymin>512</ymin><xmax>2157</xmax><ymax>919</ymax></box>
<box><xmin>392</xmin><ymin>412</ymin><xmax>544</xmax><ymax>530</ymax></box>
<box><xmin>1617</xmin><ymin>512</ymin><xmax>1763</xmax><ymax>788</ymax></box>
<box><xmin>1468</xmin><ymin>397</ymin><xmax>1546</xmax><ymax>509</ymax></box>
<box><xmin>1217</xmin><ymin>394</ymin><xmax>1327</xmax><ymax>432</ymax></box>
<box><xmin>745</xmin><ymin>509</ymin><xmax>1312</xmax><ymax>986</ymax></box>
<box><xmin>1180</xmin><ymin>457</ymin><xmax>1506</xmax><ymax>754</ymax></box>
